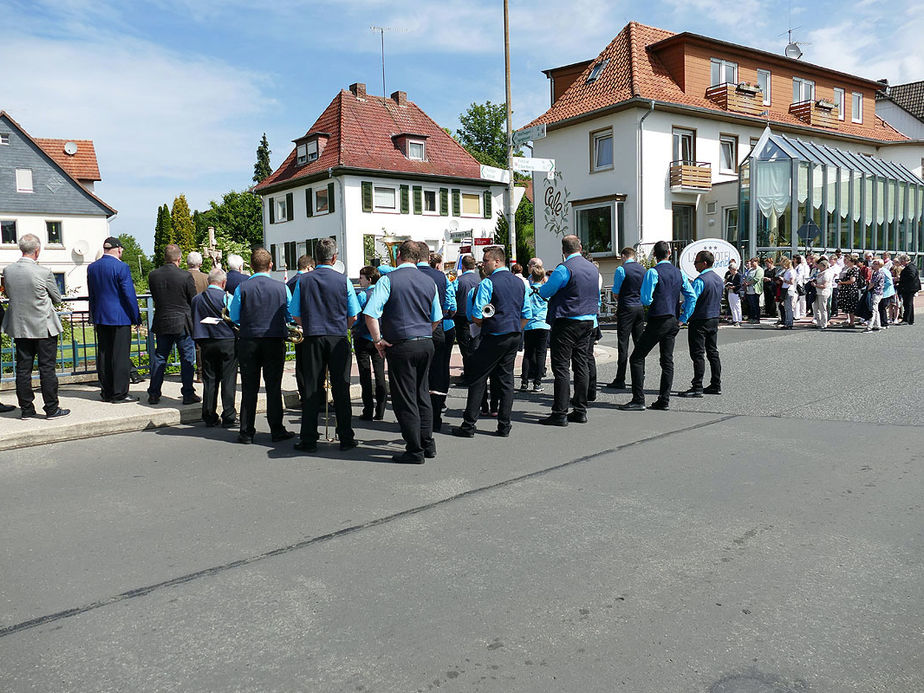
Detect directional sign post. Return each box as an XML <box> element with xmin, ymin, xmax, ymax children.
<box><xmin>512</xmin><ymin>123</ymin><xmax>546</xmax><ymax>147</ymax></box>
<box><xmin>512</xmin><ymin>156</ymin><xmax>556</xmax><ymax>179</ymax></box>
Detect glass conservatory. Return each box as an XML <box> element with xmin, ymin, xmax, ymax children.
<box><xmin>738</xmin><ymin>130</ymin><xmax>924</xmax><ymax>267</ymax></box>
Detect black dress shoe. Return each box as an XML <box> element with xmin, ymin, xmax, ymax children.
<box><xmin>0</xmin><ymin>403</ymin><xmax>16</xmax><ymax>413</ymax></box>
<box><xmin>677</xmin><ymin>388</ymin><xmax>703</xmax><ymax>398</ymax></box>
<box><xmin>110</xmin><ymin>395</ymin><xmax>139</xmax><ymax>403</ymax></box>
<box><xmin>20</xmin><ymin>409</ymin><xmax>39</xmax><ymax>419</ymax></box>
<box><xmin>236</xmin><ymin>434</ymin><xmax>253</xmax><ymax>445</ymax></box>
<box><xmin>649</xmin><ymin>399</ymin><xmax>670</xmax><ymax>411</ymax></box>
<box><xmin>566</xmin><ymin>411</ymin><xmax>588</xmax><ymax>423</ymax></box>
<box><xmin>271</xmin><ymin>430</ymin><xmax>295</xmax><ymax>442</ymax></box>
<box><xmin>605</xmin><ymin>381</ymin><xmax>626</xmax><ymax>389</ymax></box>
<box><xmin>359</xmin><ymin>412</ymin><xmax>374</xmax><ymax>421</ymax></box>
<box><xmin>183</xmin><ymin>394</ymin><xmax>202</xmax><ymax>405</ymax></box>
<box><xmin>423</xmin><ymin>446</ymin><xmax>437</xmax><ymax>459</ymax></box>
<box><xmin>703</xmin><ymin>385</ymin><xmax>722</xmax><ymax>395</ymax></box>
<box><xmin>538</xmin><ymin>415</ymin><xmax>568</xmax><ymax>426</ymax></box>
<box><xmin>392</xmin><ymin>452</ymin><xmax>425</xmax><ymax>464</ymax></box>
<box><xmin>147</xmin><ymin>394</ymin><xmax>160</xmax><ymax>405</ymax></box>
<box><xmin>618</xmin><ymin>401</ymin><xmax>646</xmax><ymax>411</ymax></box>
<box><xmin>340</xmin><ymin>439</ymin><xmax>359</xmax><ymax>451</ymax></box>
<box><xmin>46</xmin><ymin>408</ymin><xmax>70</xmax><ymax>419</ymax></box>
<box><xmin>294</xmin><ymin>440</ymin><xmax>318</xmax><ymax>453</ymax></box>
<box><xmin>129</xmin><ymin>374</ymin><xmax>145</xmax><ymax>384</ymax></box>
<box><xmin>450</xmin><ymin>426</ymin><xmax>475</xmax><ymax>438</ymax></box>
<box><xmin>221</xmin><ymin>418</ymin><xmax>237</xmax><ymax>428</ymax></box>
<box><xmin>494</xmin><ymin>428</ymin><xmax>510</xmax><ymax>437</ymax></box>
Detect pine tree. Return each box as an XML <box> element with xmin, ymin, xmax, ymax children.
<box><xmin>152</xmin><ymin>204</ymin><xmax>174</xmax><ymax>266</ymax></box>
<box><xmin>171</xmin><ymin>194</ymin><xmax>196</xmax><ymax>261</ymax></box>
<box><xmin>253</xmin><ymin>133</ymin><xmax>272</xmax><ymax>183</ymax></box>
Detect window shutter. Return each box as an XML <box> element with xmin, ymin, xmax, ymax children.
<box><xmin>305</xmin><ymin>188</ymin><xmax>313</xmax><ymax>217</ymax></box>
<box><xmin>327</xmin><ymin>182</ymin><xmax>335</xmax><ymax>213</ymax></box>
<box><xmin>269</xmin><ymin>197</ymin><xmax>275</xmax><ymax>224</ymax></box>
<box><xmin>483</xmin><ymin>190</ymin><xmax>492</xmax><ymax>218</ymax></box>
<box><xmin>439</xmin><ymin>188</ymin><xmax>449</xmax><ymax>216</ymax></box>
<box><xmin>270</xmin><ymin>244</ymin><xmax>277</xmax><ymax>266</ymax></box>
<box><xmin>286</xmin><ymin>192</ymin><xmax>294</xmax><ymax>221</ymax></box>
<box><xmin>362</xmin><ymin>181</ymin><xmax>373</xmax><ymax>212</ymax></box>
<box><xmin>412</xmin><ymin>186</ymin><xmax>423</xmax><ymax>215</ymax></box>
<box><xmin>400</xmin><ymin>185</ymin><xmax>410</xmax><ymax>214</ymax></box>
<box><xmin>451</xmin><ymin>189</ymin><xmax>461</xmax><ymax>216</ymax></box>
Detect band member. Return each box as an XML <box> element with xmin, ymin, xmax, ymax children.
<box><xmin>520</xmin><ymin>262</ymin><xmax>549</xmax><ymax>392</ymax></box>
<box><xmin>286</xmin><ymin>254</ymin><xmax>315</xmax><ymax>405</ymax></box>
<box><xmin>363</xmin><ymin>241</ymin><xmax>442</xmax><ymax>464</ymax></box>
<box><xmin>228</xmin><ymin>248</ymin><xmax>294</xmax><ymax>444</ymax></box>
<box><xmin>452</xmin><ymin>254</ymin><xmax>480</xmax><ymax>376</ymax></box>
<box><xmin>605</xmin><ymin>247</ymin><xmax>645</xmax><ymax>390</ymax></box>
<box><xmin>537</xmin><ymin>235</ymin><xmax>600</xmax><ymax>426</ymax></box>
<box><xmin>288</xmin><ymin>239</ymin><xmax>360</xmax><ymax>453</ymax></box>
<box><xmin>620</xmin><ymin>241</ymin><xmax>696</xmax><ymax>411</ymax></box>
<box><xmin>190</xmin><ymin>268</ymin><xmax>238</xmax><ymax>427</ymax></box>
<box><xmin>224</xmin><ymin>254</ymin><xmax>248</xmax><ymax>295</ymax></box>
<box><xmin>678</xmin><ymin>250</ymin><xmax>722</xmax><ymax>397</ymax></box>
<box><xmin>354</xmin><ymin>266</ymin><xmax>387</xmax><ymax>420</ymax></box>
<box><xmin>451</xmin><ymin>246</ymin><xmax>529</xmax><ymax>437</ymax></box>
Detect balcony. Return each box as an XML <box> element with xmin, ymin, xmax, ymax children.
<box><xmin>670</xmin><ymin>161</ymin><xmax>712</xmax><ymax>193</ymax></box>
<box><xmin>705</xmin><ymin>82</ymin><xmax>765</xmax><ymax>116</ymax></box>
<box><xmin>789</xmin><ymin>100</ymin><xmax>840</xmax><ymax>129</ymax></box>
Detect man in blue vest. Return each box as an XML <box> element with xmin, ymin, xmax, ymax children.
<box><xmin>537</xmin><ymin>235</ymin><xmax>600</xmax><ymax>426</ymax></box>
<box><xmin>288</xmin><ymin>239</ymin><xmax>360</xmax><ymax>453</ymax></box>
<box><xmin>620</xmin><ymin>241</ymin><xmax>696</xmax><ymax>411</ymax></box>
<box><xmin>286</xmin><ymin>254</ymin><xmax>315</xmax><ymax>407</ymax></box>
<box><xmin>678</xmin><ymin>250</ymin><xmax>723</xmax><ymax>398</ymax></box>
<box><xmin>416</xmin><ymin>243</ymin><xmax>456</xmax><ymax>431</ymax></box>
<box><xmin>190</xmin><ymin>268</ymin><xmax>238</xmax><ymax>427</ymax></box>
<box><xmin>363</xmin><ymin>240</ymin><xmax>442</xmax><ymax>464</ymax></box>
<box><xmin>452</xmin><ymin>254</ymin><xmax>480</xmax><ymax>377</ymax></box>
<box><xmin>606</xmin><ymin>247</ymin><xmax>645</xmax><ymax>390</ymax></box>
<box><xmin>451</xmin><ymin>246</ymin><xmax>530</xmax><ymax>438</ymax></box>
<box><xmin>228</xmin><ymin>248</ymin><xmax>294</xmax><ymax>444</ymax></box>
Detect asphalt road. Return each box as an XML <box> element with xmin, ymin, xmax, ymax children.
<box><xmin>1</xmin><ymin>322</ymin><xmax>922</xmax><ymax>692</ymax></box>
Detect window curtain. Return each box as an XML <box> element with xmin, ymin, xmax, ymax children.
<box><xmin>756</xmin><ymin>160</ymin><xmax>791</xmax><ymax>217</ymax></box>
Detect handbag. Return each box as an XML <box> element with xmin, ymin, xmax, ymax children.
<box><xmin>796</xmin><ymin>283</ymin><xmax>806</xmax><ymax>296</ymax></box>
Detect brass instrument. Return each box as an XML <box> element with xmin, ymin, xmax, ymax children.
<box><xmin>221</xmin><ymin>306</ymin><xmax>240</xmax><ymax>334</ymax></box>
<box><xmin>481</xmin><ymin>303</ymin><xmax>495</xmax><ymax>318</ymax></box>
<box><xmin>222</xmin><ymin>306</ymin><xmax>304</xmax><ymax>344</ymax></box>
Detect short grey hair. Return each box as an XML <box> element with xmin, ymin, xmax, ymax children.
<box><xmin>315</xmin><ymin>237</ymin><xmax>338</xmax><ymax>263</ymax></box>
<box><xmin>187</xmin><ymin>251</ymin><xmax>203</xmax><ymax>268</ymax></box>
<box><xmin>227</xmin><ymin>254</ymin><xmax>244</xmax><ymax>271</ymax></box>
<box><xmin>207</xmin><ymin>267</ymin><xmax>226</xmax><ymax>285</ymax></box>
<box><xmin>19</xmin><ymin>234</ymin><xmax>41</xmax><ymax>255</ymax></box>
<box><xmin>897</xmin><ymin>253</ymin><xmax>910</xmax><ymax>263</ymax></box>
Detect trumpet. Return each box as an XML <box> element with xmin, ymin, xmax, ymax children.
<box><xmin>481</xmin><ymin>303</ymin><xmax>495</xmax><ymax>318</ymax></box>
<box><xmin>222</xmin><ymin>306</ymin><xmax>304</xmax><ymax>344</ymax></box>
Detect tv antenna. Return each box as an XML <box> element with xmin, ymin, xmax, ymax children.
<box><xmin>370</xmin><ymin>25</ymin><xmax>407</xmax><ymax>97</ymax></box>
<box><xmin>779</xmin><ymin>27</ymin><xmax>809</xmax><ymax>60</ymax></box>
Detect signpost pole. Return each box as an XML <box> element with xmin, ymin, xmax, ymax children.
<box><xmin>504</xmin><ymin>0</ymin><xmax>516</xmax><ymax>264</ymax></box>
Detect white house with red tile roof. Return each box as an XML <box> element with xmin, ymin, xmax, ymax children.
<box><xmin>253</xmin><ymin>83</ymin><xmax>508</xmax><ymax>278</ymax></box>
<box><xmin>0</xmin><ymin>111</ymin><xmax>116</xmax><ymax>297</ymax></box>
<box><xmin>524</xmin><ymin>22</ymin><xmax>924</xmax><ymax>277</ymax></box>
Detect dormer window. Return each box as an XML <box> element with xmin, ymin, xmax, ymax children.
<box><xmin>710</xmin><ymin>58</ymin><xmax>737</xmax><ymax>86</ymax></box>
<box><xmin>585</xmin><ymin>59</ymin><xmax>609</xmax><ymax>84</ymax></box>
<box><xmin>408</xmin><ymin>140</ymin><xmax>425</xmax><ymax>161</ymax></box>
<box><xmin>392</xmin><ymin>132</ymin><xmax>430</xmax><ymax>160</ymax></box>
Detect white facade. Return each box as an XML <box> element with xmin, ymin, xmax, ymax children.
<box><xmin>261</xmin><ymin>173</ymin><xmax>506</xmax><ymax>279</ymax></box>
<box><xmin>877</xmin><ymin>99</ymin><xmax>924</xmax><ymax>140</ymax></box>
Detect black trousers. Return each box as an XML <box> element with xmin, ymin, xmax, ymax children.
<box><xmin>878</xmin><ymin>296</ymin><xmax>891</xmax><ymax>327</ymax></box>
<box><xmin>15</xmin><ymin>336</ymin><xmax>59</xmax><ymax>415</ymax></box>
<box><xmin>461</xmin><ymin>332</ymin><xmax>520</xmax><ymax>433</ymax></box>
<box><xmin>549</xmin><ymin>318</ymin><xmax>593</xmax><ymax>417</ymax></box>
<box><xmin>96</xmin><ymin>325</ymin><xmax>132</xmax><ymax>401</ymax></box>
<box><xmin>521</xmin><ymin>328</ymin><xmax>549</xmax><ymax>383</ymax></box>
<box><xmin>900</xmin><ymin>291</ymin><xmax>916</xmax><ymax>324</ymax></box>
<box><xmin>299</xmin><ymin>335</ymin><xmax>354</xmax><ymax>443</ymax></box>
<box><xmin>763</xmin><ymin>285</ymin><xmax>777</xmax><ymax>317</ymax></box>
<box><xmin>385</xmin><ymin>338</ymin><xmax>435</xmax><ymax>459</ymax></box>
<box><xmin>629</xmin><ymin>314</ymin><xmax>679</xmax><ymax>404</ymax></box>
<box><xmin>237</xmin><ymin>337</ymin><xmax>285</xmax><ymax>438</ymax></box>
<box><xmin>429</xmin><ymin>325</ymin><xmax>454</xmax><ymax>394</ymax></box>
<box><xmin>745</xmin><ymin>294</ymin><xmax>760</xmax><ymax>321</ymax></box>
<box><xmin>198</xmin><ymin>338</ymin><xmax>237</xmax><ymax>425</ymax></box>
<box><xmin>615</xmin><ymin>306</ymin><xmax>644</xmax><ymax>384</ymax></box>
<box><xmin>354</xmin><ymin>338</ymin><xmax>386</xmax><ymax>416</ymax></box>
<box><xmin>453</xmin><ymin>318</ymin><xmax>475</xmax><ymax>376</ymax></box>
<box><xmin>687</xmin><ymin>317</ymin><xmax>721</xmax><ymax>390</ymax></box>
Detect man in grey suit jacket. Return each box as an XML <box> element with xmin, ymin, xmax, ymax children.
<box><xmin>1</xmin><ymin>234</ymin><xmax>70</xmax><ymax>419</ymax></box>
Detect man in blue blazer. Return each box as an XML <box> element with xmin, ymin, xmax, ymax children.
<box><xmin>87</xmin><ymin>237</ymin><xmax>142</xmax><ymax>403</ymax></box>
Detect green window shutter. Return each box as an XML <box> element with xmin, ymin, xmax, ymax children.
<box><xmin>483</xmin><ymin>190</ymin><xmax>492</xmax><ymax>218</ymax></box>
<box><xmin>400</xmin><ymin>185</ymin><xmax>410</xmax><ymax>214</ymax></box>
<box><xmin>439</xmin><ymin>188</ymin><xmax>449</xmax><ymax>216</ymax></box>
<box><xmin>305</xmin><ymin>188</ymin><xmax>313</xmax><ymax>217</ymax></box>
<box><xmin>451</xmin><ymin>189</ymin><xmax>461</xmax><ymax>216</ymax></box>
<box><xmin>413</xmin><ymin>186</ymin><xmax>423</xmax><ymax>215</ymax></box>
<box><xmin>327</xmin><ymin>182</ymin><xmax>335</xmax><ymax>213</ymax></box>
<box><xmin>285</xmin><ymin>192</ymin><xmax>294</xmax><ymax>221</ymax></box>
<box><xmin>269</xmin><ymin>197</ymin><xmax>275</xmax><ymax>224</ymax></box>
<box><xmin>361</xmin><ymin>181</ymin><xmax>373</xmax><ymax>212</ymax></box>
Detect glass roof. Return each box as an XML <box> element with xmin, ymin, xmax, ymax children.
<box><xmin>755</xmin><ymin>132</ymin><xmax>922</xmax><ymax>185</ymax></box>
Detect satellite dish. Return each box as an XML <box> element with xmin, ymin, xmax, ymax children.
<box><xmin>332</xmin><ymin>260</ymin><xmax>346</xmax><ymax>274</ymax></box>
<box><xmin>784</xmin><ymin>42</ymin><xmax>803</xmax><ymax>59</ymax></box>
<box><xmin>71</xmin><ymin>240</ymin><xmax>89</xmax><ymax>256</ymax></box>
<box><xmin>63</xmin><ymin>141</ymin><xmax>78</xmax><ymax>156</ymax></box>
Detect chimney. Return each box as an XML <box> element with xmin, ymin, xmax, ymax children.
<box><xmin>877</xmin><ymin>78</ymin><xmax>890</xmax><ymax>96</ymax></box>
<box><xmin>391</xmin><ymin>90</ymin><xmax>407</xmax><ymax>106</ymax></box>
<box><xmin>349</xmin><ymin>82</ymin><xmax>366</xmax><ymax>98</ymax></box>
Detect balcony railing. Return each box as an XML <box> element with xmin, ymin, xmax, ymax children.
<box><xmin>670</xmin><ymin>160</ymin><xmax>712</xmax><ymax>192</ymax></box>
<box><xmin>705</xmin><ymin>82</ymin><xmax>765</xmax><ymax>116</ymax></box>
<box><xmin>789</xmin><ymin>99</ymin><xmax>840</xmax><ymax>129</ymax></box>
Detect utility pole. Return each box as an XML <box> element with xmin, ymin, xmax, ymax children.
<box><xmin>504</xmin><ymin>0</ymin><xmax>516</xmax><ymax>263</ymax></box>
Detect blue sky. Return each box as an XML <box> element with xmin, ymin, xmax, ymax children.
<box><xmin>3</xmin><ymin>0</ymin><xmax>921</xmax><ymax>252</ymax></box>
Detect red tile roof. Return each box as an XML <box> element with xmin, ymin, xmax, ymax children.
<box><xmin>34</xmin><ymin>138</ymin><xmax>102</xmax><ymax>181</ymax></box>
<box><xmin>525</xmin><ymin>22</ymin><xmax>908</xmax><ymax>143</ymax></box>
<box><xmin>254</xmin><ymin>89</ymin><xmax>484</xmax><ymax>193</ymax></box>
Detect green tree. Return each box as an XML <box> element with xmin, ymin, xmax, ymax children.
<box><xmin>118</xmin><ymin>233</ymin><xmax>153</xmax><ymax>293</ymax></box>
<box><xmin>494</xmin><ymin>193</ymin><xmax>535</xmax><ymax>264</ymax></box>
<box><xmin>253</xmin><ymin>133</ymin><xmax>272</xmax><ymax>183</ymax></box>
<box><xmin>152</xmin><ymin>204</ymin><xmax>174</xmax><ymax>266</ymax></box>
<box><xmin>198</xmin><ymin>189</ymin><xmax>263</xmax><ymax>248</ymax></box>
<box><xmin>456</xmin><ymin>101</ymin><xmax>514</xmax><ymax>169</ymax></box>
<box><xmin>171</xmin><ymin>194</ymin><xmax>196</xmax><ymax>261</ymax></box>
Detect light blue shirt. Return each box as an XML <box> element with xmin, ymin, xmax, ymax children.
<box><xmin>525</xmin><ymin>281</ymin><xmax>550</xmax><ymax>330</ymax></box>
<box><xmin>679</xmin><ymin>267</ymin><xmax>714</xmax><ymax>324</ymax></box>
<box><xmin>883</xmin><ymin>270</ymin><xmax>895</xmax><ymax>298</ymax></box>
<box><xmin>538</xmin><ymin>252</ymin><xmax>597</xmax><ymax>321</ymax></box>
<box><xmin>611</xmin><ymin>258</ymin><xmax>636</xmax><ymax>295</ymax></box>
<box><xmin>228</xmin><ymin>272</ymin><xmax>292</xmax><ymax>324</ymax></box>
<box><xmin>472</xmin><ymin>266</ymin><xmax>532</xmax><ymax>334</ymax></box>
<box><xmin>362</xmin><ymin>262</ymin><xmax>442</xmax><ymax>324</ymax></box>
<box><xmin>287</xmin><ymin>264</ymin><xmax>361</xmax><ymax>319</ymax></box>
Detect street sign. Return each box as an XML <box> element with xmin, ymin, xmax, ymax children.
<box><xmin>512</xmin><ymin>124</ymin><xmax>546</xmax><ymax>146</ymax></box>
<box><xmin>512</xmin><ymin>156</ymin><xmax>555</xmax><ymax>173</ymax></box>
<box><xmin>480</xmin><ymin>165</ymin><xmax>511</xmax><ymax>184</ymax></box>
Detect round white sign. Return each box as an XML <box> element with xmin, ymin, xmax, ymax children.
<box><xmin>679</xmin><ymin>239</ymin><xmax>742</xmax><ymax>279</ymax></box>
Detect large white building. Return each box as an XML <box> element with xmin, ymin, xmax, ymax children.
<box><xmin>254</xmin><ymin>83</ymin><xmax>508</xmax><ymax>278</ymax></box>
<box><xmin>0</xmin><ymin>111</ymin><xmax>116</xmax><ymax>296</ymax></box>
